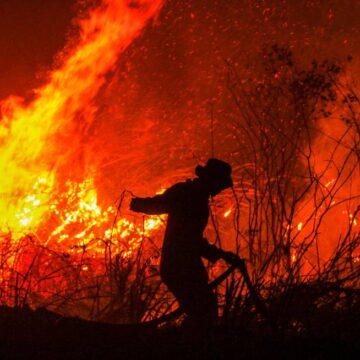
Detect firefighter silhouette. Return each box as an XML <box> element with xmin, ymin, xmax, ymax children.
<box><xmin>130</xmin><ymin>158</ymin><xmax>233</xmax><ymax>327</ymax></box>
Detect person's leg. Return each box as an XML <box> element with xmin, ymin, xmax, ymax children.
<box><xmin>182</xmin><ymin>285</ymin><xmax>217</xmax><ymax>325</ymax></box>
<box><xmin>175</xmin><ymin>283</ymin><xmax>217</xmax><ymax>357</ymax></box>
<box><xmin>162</xmin><ymin>259</ymin><xmax>217</xmax><ymax>326</ymax></box>
<box><xmin>165</xmin><ymin>267</ymin><xmax>217</xmax><ymax>326</ymax></box>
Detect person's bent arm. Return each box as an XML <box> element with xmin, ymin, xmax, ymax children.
<box><xmin>130</xmin><ymin>194</ymin><xmax>169</xmax><ymax>215</ymax></box>
<box><xmin>201</xmin><ymin>238</ymin><xmax>245</xmax><ymax>266</ymax></box>
<box><xmin>200</xmin><ymin>238</ymin><xmax>223</xmax><ymax>263</ymax></box>
<box><xmin>130</xmin><ymin>184</ymin><xmax>183</xmax><ymax>215</ymax></box>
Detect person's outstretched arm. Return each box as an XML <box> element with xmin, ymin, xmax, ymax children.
<box><xmin>130</xmin><ymin>193</ymin><xmax>169</xmax><ymax>215</ymax></box>
<box><xmin>130</xmin><ymin>183</ymin><xmax>183</xmax><ymax>215</ymax></box>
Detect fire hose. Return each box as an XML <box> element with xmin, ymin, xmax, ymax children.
<box><xmin>144</xmin><ymin>252</ymin><xmax>275</xmax><ymax>329</ymax></box>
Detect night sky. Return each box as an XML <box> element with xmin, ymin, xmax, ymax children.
<box><xmin>0</xmin><ymin>0</ymin><xmax>76</xmax><ymax>99</ymax></box>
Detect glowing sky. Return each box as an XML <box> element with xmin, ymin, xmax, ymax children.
<box><xmin>1</xmin><ymin>0</ymin><xmax>359</xmax><ymax>98</ymax></box>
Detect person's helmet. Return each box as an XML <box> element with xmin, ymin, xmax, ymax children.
<box><xmin>195</xmin><ymin>158</ymin><xmax>233</xmax><ymax>194</ymax></box>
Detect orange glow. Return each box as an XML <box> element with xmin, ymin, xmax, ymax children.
<box><xmin>155</xmin><ymin>188</ymin><xmax>167</xmax><ymax>195</ymax></box>
<box><xmin>349</xmin><ymin>214</ymin><xmax>358</xmax><ymax>226</ymax></box>
<box><xmin>0</xmin><ymin>0</ymin><xmax>358</xmax><ymax>319</ymax></box>
<box><xmin>43</xmin><ymin>177</ymin><xmax>165</xmax><ymax>257</ymax></box>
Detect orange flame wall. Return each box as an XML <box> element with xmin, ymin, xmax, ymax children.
<box><xmin>0</xmin><ymin>0</ymin><xmax>164</xmax><ymax>237</ymax></box>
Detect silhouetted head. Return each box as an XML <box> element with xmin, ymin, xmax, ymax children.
<box><xmin>195</xmin><ymin>158</ymin><xmax>233</xmax><ymax>196</ymax></box>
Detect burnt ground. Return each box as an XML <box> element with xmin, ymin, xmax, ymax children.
<box><xmin>0</xmin><ymin>306</ymin><xmax>358</xmax><ymax>360</ymax></box>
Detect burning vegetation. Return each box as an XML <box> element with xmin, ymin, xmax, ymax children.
<box><xmin>0</xmin><ymin>0</ymin><xmax>166</xmax><ymax>317</ymax></box>
<box><xmin>0</xmin><ymin>0</ymin><xmax>359</xmax><ymax>358</ymax></box>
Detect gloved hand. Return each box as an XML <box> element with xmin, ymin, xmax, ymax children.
<box><xmin>201</xmin><ymin>238</ymin><xmax>223</xmax><ymax>262</ymax></box>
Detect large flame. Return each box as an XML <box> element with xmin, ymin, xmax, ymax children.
<box><xmin>0</xmin><ymin>0</ymin><xmax>164</xmax><ymax>238</ymax></box>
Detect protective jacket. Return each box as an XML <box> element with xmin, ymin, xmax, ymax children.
<box><xmin>130</xmin><ymin>178</ymin><xmax>220</xmax><ymax>300</ymax></box>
